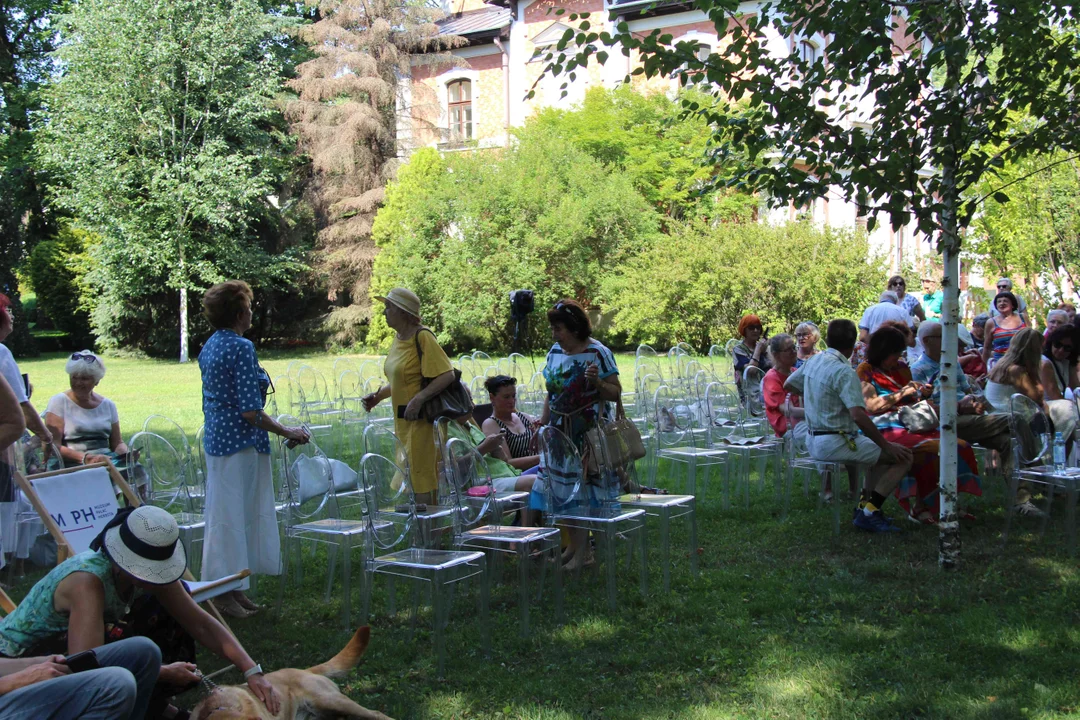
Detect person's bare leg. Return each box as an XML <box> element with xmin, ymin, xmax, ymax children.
<box><xmin>563</xmin><ymin>528</ymin><xmax>592</xmax><ymax>569</ymax></box>
<box><xmin>870</xmin><ymin>459</ymin><xmax>909</xmax><ymax>498</ymax></box>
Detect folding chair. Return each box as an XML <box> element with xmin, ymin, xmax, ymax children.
<box><xmin>13</xmin><ymin>461</ymin><xmax>247</xmax><ymax>612</ymax></box>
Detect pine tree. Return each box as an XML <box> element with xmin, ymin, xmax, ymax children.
<box><xmin>286</xmin><ymin>0</ymin><xmax>462</xmax><ymax>344</ymax></box>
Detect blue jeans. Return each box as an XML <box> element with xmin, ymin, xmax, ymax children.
<box><xmin>0</xmin><ymin>636</ymin><xmax>161</xmax><ymax>719</ymax></box>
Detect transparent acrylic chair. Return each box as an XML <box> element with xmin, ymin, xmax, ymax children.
<box><xmin>275</xmin><ymin>436</ymin><xmax>369</xmax><ymax>628</ymax></box>
<box><xmin>720</xmin><ymin>366</ymin><xmax>784</xmax><ymax>495</ymax></box>
<box><xmin>359</xmin><ymin>452</ymin><xmax>489</xmax><ymax>677</ymax></box>
<box><xmin>433</xmin><ymin>417</ymin><xmax>528</xmax><ymax>523</ymax></box>
<box><xmin>652</xmin><ymin>385</ymin><xmax>730</xmax><ymax>506</ymax></box>
<box><xmin>537</xmin><ymin>425</ymin><xmax>648</xmax><ymax>611</ymax></box>
<box><xmin>600</xmin><ymin>434</ymin><xmax>698</xmax><ymax>593</ymax></box>
<box><xmin>1005</xmin><ymin>393</ymin><xmax>1080</xmax><ymax>553</ymax></box>
<box><xmin>127</xmin><ymin>431</ymin><xmax>206</xmax><ymax>575</ymax></box>
<box><xmin>444</xmin><ymin>437</ymin><xmax>562</xmax><ymax>636</ymax></box>
<box><xmin>363</xmin><ymin>423</ymin><xmax>454</xmax><ymax>547</ymax></box>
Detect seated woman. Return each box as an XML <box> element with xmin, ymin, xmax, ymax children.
<box><xmin>0</xmin><ymin>505</ymin><xmax>279</xmax><ymax>719</ymax></box>
<box><xmin>732</xmin><ymin>314</ymin><xmax>772</xmax><ymax>378</ymax></box>
<box><xmin>1039</xmin><ymin>326</ymin><xmax>1079</xmax><ymax>450</ymax></box>
<box><xmin>857</xmin><ymin>325</ymin><xmax>981</xmax><ymax>524</ymax></box>
<box><xmin>480</xmin><ymin>375</ymin><xmax>540</xmax><ymax>472</ymax></box>
<box><xmin>44</xmin><ymin>352</ymin><xmax>144</xmax><ymax>489</ymax></box>
<box><xmin>446</xmin><ymin>412</ymin><xmax>536</xmax><ymax>493</ymax></box>
<box><xmin>762</xmin><ymin>334</ymin><xmax>803</xmax><ymax>438</ymax></box>
<box><xmin>983</xmin><ymin>291</ymin><xmax>1027</xmax><ymax>369</ymax></box>
<box><xmin>984</xmin><ymin>327</ymin><xmax>1046</xmax><ymax>413</ymax></box>
<box><xmin>793</xmin><ymin>322</ymin><xmax>820</xmax><ymax>368</ymax></box>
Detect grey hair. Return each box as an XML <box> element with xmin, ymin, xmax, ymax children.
<box><xmin>1048</xmin><ymin>309</ymin><xmax>1068</xmax><ymax>322</ymax></box>
<box><xmin>972</xmin><ymin>313</ymin><xmax>990</xmax><ymax>330</ymax></box>
<box><xmin>916</xmin><ymin>320</ymin><xmax>941</xmax><ymax>342</ymax></box>
<box><xmin>879</xmin><ymin>290</ymin><xmax>899</xmax><ymax>304</ymax></box>
<box><xmin>766</xmin><ymin>333</ymin><xmax>795</xmax><ymax>364</ymax></box>
<box><xmin>795</xmin><ymin>321</ymin><xmax>820</xmax><ymax>344</ymax></box>
<box><xmin>65</xmin><ymin>350</ymin><xmax>106</xmax><ymax>382</ymax></box>
<box><xmin>997</xmin><ymin>277</ymin><xmax>1013</xmax><ymax>289</ymax></box>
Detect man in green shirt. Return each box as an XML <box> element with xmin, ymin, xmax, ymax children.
<box><xmin>921</xmin><ymin>277</ymin><xmax>944</xmax><ymax>321</ymax></box>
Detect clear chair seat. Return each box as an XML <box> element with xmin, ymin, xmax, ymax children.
<box><xmin>659</xmin><ymin>446</ymin><xmax>727</xmax><ymax>458</ymax></box>
<box><xmin>290</xmin><ymin>518</ymin><xmax>369</xmax><ymax>536</ymax></box>
<box><xmin>557</xmin><ymin>506</ymin><xmax>647</xmax><ymax>525</ymax></box>
<box><xmin>373</xmin><ymin>547</ymin><xmax>485</xmax><ymax>570</ymax></box>
<box><xmin>460</xmin><ymin>525</ymin><xmax>561</xmax><ymax>545</ymax></box>
<box><xmin>172</xmin><ymin>512</ymin><xmax>205</xmax><ymax>527</ymax></box>
<box><xmin>618</xmin><ymin>493</ymin><xmax>695</xmax><ymax>509</ymax></box>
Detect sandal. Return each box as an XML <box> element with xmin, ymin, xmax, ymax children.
<box><xmin>906</xmin><ymin>508</ymin><xmax>937</xmax><ymax>525</ymax></box>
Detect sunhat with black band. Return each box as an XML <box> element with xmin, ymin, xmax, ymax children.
<box><xmin>375</xmin><ymin>287</ymin><xmax>421</xmax><ymax>319</ymax></box>
<box><xmin>90</xmin><ymin>506</ymin><xmax>187</xmax><ymax>585</ymax></box>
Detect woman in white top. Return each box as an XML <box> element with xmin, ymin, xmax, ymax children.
<box><xmin>44</xmin><ymin>352</ymin><xmax>130</xmax><ymax>469</ymax></box>
<box><xmin>1040</xmin><ymin>326</ymin><xmax>1079</xmax><ymax>450</ymax></box>
<box><xmin>984</xmin><ymin>328</ymin><xmax>1045</xmax><ymax>414</ymax></box>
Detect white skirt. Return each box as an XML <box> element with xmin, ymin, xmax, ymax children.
<box><xmin>201</xmin><ymin>447</ymin><xmax>280</xmax><ymax>583</ymax></box>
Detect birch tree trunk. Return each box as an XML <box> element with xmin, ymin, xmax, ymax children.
<box><xmin>178</xmin><ymin>248</ymin><xmax>189</xmax><ymax>364</ymax></box>
<box><xmin>938</xmin><ymin>236</ymin><xmax>961</xmax><ymax>568</ymax></box>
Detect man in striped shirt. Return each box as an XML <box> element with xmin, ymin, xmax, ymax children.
<box><xmin>785</xmin><ymin>319</ymin><xmax>913</xmax><ymax>533</ymax></box>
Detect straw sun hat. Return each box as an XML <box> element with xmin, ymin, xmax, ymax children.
<box><xmin>99</xmin><ymin>506</ymin><xmax>187</xmax><ymax>585</ymax></box>
<box><xmin>375</xmin><ymin>287</ymin><xmax>421</xmax><ymax>319</ymax></box>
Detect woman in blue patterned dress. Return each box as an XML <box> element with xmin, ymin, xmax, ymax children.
<box><xmin>198</xmin><ymin>281</ymin><xmax>309</xmax><ymax>618</ymax></box>
<box><xmin>533</xmin><ymin>299</ymin><xmax>621</xmax><ymax>570</ymax></box>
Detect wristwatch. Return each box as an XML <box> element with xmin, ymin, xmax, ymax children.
<box><xmin>243</xmin><ymin>663</ymin><xmax>263</xmax><ymax>679</ymax></box>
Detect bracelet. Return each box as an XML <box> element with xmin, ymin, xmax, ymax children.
<box><xmin>243</xmin><ymin>663</ymin><xmax>263</xmax><ymax>679</ymax></box>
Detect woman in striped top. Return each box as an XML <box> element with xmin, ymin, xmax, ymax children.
<box><xmin>481</xmin><ymin>375</ymin><xmax>540</xmax><ymax>472</ymax></box>
<box><xmin>982</xmin><ymin>291</ymin><xmax>1027</xmax><ymax>369</ymax></box>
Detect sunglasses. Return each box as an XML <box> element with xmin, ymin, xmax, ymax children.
<box><xmin>70</xmin><ymin>352</ymin><xmax>98</xmax><ymax>364</ymax></box>
<box><xmin>889</xmin><ymin>282</ymin><xmax>905</xmax><ymax>287</ymax></box>
<box><xmin>1057</xmin><ymin>344</ymin><xmax>1075</xmax><ymax>352</ymax></box>
<box><xmin>795</xmin><ymin>333</ymin><xmax>812</xmax><ymax>339</ymax></box>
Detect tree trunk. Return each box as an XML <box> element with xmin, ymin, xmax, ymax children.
<box><xmin>178</xmin><ymin>249</ymin><xmax>189</xmax><ymax>363</ymax></box>
<box><xmin>938</xmin><ymin>236</ymin><xmax>961</xmax><ymax>569</ymax></box>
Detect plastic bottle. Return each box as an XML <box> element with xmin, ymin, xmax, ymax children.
<box><xmin>1053</xmin><ymin>432</ymin><xmax>1067</xmax><ymax>471</ymax></box>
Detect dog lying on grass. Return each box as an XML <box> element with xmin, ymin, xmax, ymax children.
<box><xmin>192</xmin><ymin>626</ymin><xmax>393</xmax><ymax>719</ymax></box>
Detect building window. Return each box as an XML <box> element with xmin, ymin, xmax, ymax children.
<box><xmin>448</xmin><ymin>79</ymin><xmax>472</xmax><ymax>141</ymax></box>
<box><xmin>799</xmin><ymin>39</ymin><xmax>818</xmax><ymax>64</ymax></box>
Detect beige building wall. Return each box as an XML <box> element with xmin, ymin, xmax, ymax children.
<box><xmin>411</xmin><ymin>49</ymin><xmax>508</xmax><ymax>149</ymax></box>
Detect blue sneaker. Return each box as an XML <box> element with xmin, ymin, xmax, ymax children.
<box><xmin>853</xmin><ymin>509</ymin><xmax>901</xmax><ymax>533</ymax></box>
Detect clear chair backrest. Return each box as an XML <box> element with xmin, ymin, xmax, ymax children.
<box><xmin>536</xmin><ymin>424</ymin><xmax>586</xmax><ymax>516</ymax></box>
<box><xmin>444</xmin><ymin>437</ymin><xmax>495</xmax><ymax>531</ymax></box>
<box><xmin>1008</xmin><ymin>393</ymin><xmax>1052</xmax><ymax>466</ymax></box>
<box><xmin>128</xmin><ymin>431</ymin><xmax>191</xmax><ymax>513</ymax></box>
<box><xmin>743</xmin><ymin>365</ymin><xmax>767</xmax><ymax>418</ymax></box>
<box><xmin>504</xmin><ymin>353</ymin><xmax>535</xmax><ymax>383</ymax></box>
<box><xmin>361</xmin><ymin>424</ymin><xmax>411</xmax><ymax>506</ymax></box>
<box><xmin>281</xmin><ymin>433</ymin><xmax>338</xmax><ymax>522</ymax></box>
<box><xmin>653</xmin><ymin>385</ymin><xmax>699</xmax><ymax>449</ymax></box>
<box><xmin>142</xmin><ymin>415</ymin><xmax>190</xmax><ymax>456</ymax></box>
<box><xmin>359</xmin><ymin>452</ymin><xmax>413</xmax><ymax>550</ymax></box>
<box><xmin>296</xmin><ymin>365</ymin><xmax>330</xmax><ymax>404</ymax></box>
<box><xmin>636</xmin><ymin>344</ymin><xmax>657</xmax><ymax>360</ymax></box>
<box><xmin>337</xmin><ymin>370</ymin><xmax>363</xmax><ymax>407</ymax></box>
<box><xmin>704</xmin><ymin>381</ymin><xmax>741</xmax><ymax>426</ymax></box>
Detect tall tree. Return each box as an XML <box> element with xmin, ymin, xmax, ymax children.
<box><xmin>0</xmin><ymin>0</ymin><xmax>64</xmax><ymax>356</ymax></box>
<box><xmin>41</xmin><ymin>0</ymin><xmax>298</xmax><ymax>361</ymax></box>
<box><xmin>552</xmin><ymin>0</ymin><xmax>1080</xmax><ymax>566</ymax></box>
<box><xmin>286</xmin><ymin>0</ymin><xmax>461</xmax><ymax>345</ymax></box>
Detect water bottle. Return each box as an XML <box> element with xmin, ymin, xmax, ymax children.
<box><xmin>1053</xmin><ymin>432</ymin><xmax>1067</xmax><ymax>471</ymax></box>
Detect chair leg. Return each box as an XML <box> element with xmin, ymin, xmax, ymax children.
<box><xmin>553</xmin><ymin>541</ymin><xmax>564</xmax><ymax>624</ymax></box>
<box><xmin>433</xmin><ymin>570</ymin><xmax>447</xmax><ymax>678</ymax></box>
<box><xmin>605</xmin><ymin>525</ymin><xmax>617</xmax><ymax>612</ymax></box>
<box><xmin>660</xmin><ymin>510</ymin><xmax>671</xmax><ymax>593</ymax></box>
<box><xmin>517</xmin><ymin>546</ymin><xmax>530</xmax><ymax>638</ymax></box>
<box><xmin>360</xmin><ymin>567</ymin><xmax>373</xmax><ymax>625</ymax></box>
<box><xmin>1067</xmin><ymin>485</ymin><xmax>1078</xmax><ymax>557</ymax></box>
<box><xmin>275</xmin><ymin>535</ymin><xmax>291</xmax><ymax>617</ymax></box>
<box><xmin>325</xmin><ymin>545</ymin><xmax>338</xmax><ymax>603</ymax></box>
<box><xmin>688</xmin><ymin>501</ymin><xmax>699</xmax><ymax>578</ymax></box>
<box><xmin>1041</xmin><ymin>482</ymin><xmax>1057</xmax><ymax>539</ymax></box>
<box><xmin>638</xmin><ymin>518</ymin><xmax>649</xmax><ymax>598</ymax></box>
<box><xmin>341</xmin><ymin>539</ymin><xmax>352</xmax><ymax>630</ymax></box>
<box><xmin>742</xmin><ymin>452</ymin><xmax>750</xmax><ymax>509</ymax></box>
<box><xmin>478</xmin><ymin>556</ymin><xmax>490</xmax><ymax>658</ymax></box>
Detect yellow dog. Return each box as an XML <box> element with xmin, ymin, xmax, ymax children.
<box><xmin>192</xmin><ymin>626</ymin><xmax>392</xmax><ymax>720</ymax></box>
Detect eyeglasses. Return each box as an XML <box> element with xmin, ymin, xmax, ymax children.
<box><xmin>795</xmin><ymin>333</ymin><xmax>811</xmax><ymax>339</ymax></box>
<box><xmin>70</xmin><ymin>353</ymin><xmax>98</xmax><ymax>364</ymax></box>
<box><xmin>888</xmin><ymin>282</ymin><xmax>905</xmax><ymax>288</ymax></box>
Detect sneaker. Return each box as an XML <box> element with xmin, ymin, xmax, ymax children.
<box><xmin>1014</xmin><ymin>500</ymin><xmax>1048</xmax><ymax>518</ymax></box>
<box><xmin>853</xmin><ymin>509</ymin><xmax>902</xmax><ymax>533</ymax></box>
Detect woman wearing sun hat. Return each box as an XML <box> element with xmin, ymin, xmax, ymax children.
<box><xmin>362</xmin><ymin>287</ymin><xmax>457</xmax><ymax>503</ymax></box>
<box><xmin>0</xmin><ymin>505</ymin><xmax>281</xmax><ymax>718</ymax></box>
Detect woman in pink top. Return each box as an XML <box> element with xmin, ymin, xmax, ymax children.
<box><xmin>762</xmin><ymin>334</ymin><xmax>803</xmax><ymax>437</ymax></box>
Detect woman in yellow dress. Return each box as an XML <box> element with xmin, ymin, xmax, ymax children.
<box><xmin>362</xmin><ymin>288</ymin><xmax>456</xmax><ymax>503</ymax></box>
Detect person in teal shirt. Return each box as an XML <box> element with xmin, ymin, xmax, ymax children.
<box><xmin>921</xmin><ymin>277</ymin><xmax>944</xmax><ymax>320</ymax></box>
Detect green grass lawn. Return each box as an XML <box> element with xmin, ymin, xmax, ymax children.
<box><xmin>10</xmin><ymin>350</ymin><xmax>1080</xmax><ymax>719</ymax></box>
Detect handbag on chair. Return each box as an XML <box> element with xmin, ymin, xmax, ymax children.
<box><xmin>585</xmin><ymin>398</ymin><xmax>647</xmax><ymax>474</ymax></box>
<box><xmin>414</xmin><ymin>328</ymin><xmax>474</xmax><ymax>422</ymax></box>
<box><xmin>899</xmin><ymin>400</ymin><xmax>938</xmax><ymax>433</ymax></box>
